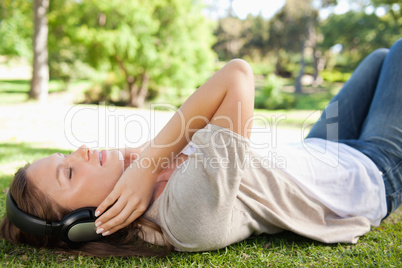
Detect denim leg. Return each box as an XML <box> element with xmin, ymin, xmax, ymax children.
<box><xmin>343</xmin><ymin>39</ymin><xmax>402</xmax><ymax>216</ymax></box>
<box><xmin>307</xmin><ymin>48</ymin><xmax>388</xmax><ymax>140</ymax></box>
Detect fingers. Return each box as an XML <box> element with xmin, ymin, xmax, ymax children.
<box><xmin>95</xmin><ymin>191</ymin><xmax>148</xmax><ymax>236</ymax></box>
<box><xmin>95</xmin><ymin>188</ymin><xmax>120</xmax><ymax>218</ymax></box>
<box><xmin>97</xmin><ymin>208</ymin><xmax>143</xmax><ymax>236</ymax></box>
<box><xmin>94</xmin><ymin>157</ymin><xmax>156</xmax><ymax>236</ymax></box>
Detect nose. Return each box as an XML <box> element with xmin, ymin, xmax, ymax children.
<box><xmin>71</xmin><ymin>145</ymin><xmax>89</xmax><ymax>161</ymax></box>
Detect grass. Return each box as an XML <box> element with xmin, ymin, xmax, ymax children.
<box><xmin>0</xmin><ymin>79</ymin><xmax>91</xmax><ymax>105</ymax></box>
<box><xmin>293</xmin><ymin>83</ymin><xmax>343</xmax><ymax>111</ymax></box>
<box><xmin>1</xmin><ymin>79</ymin><xmax>401</xmax><ymax>266</ymax></box>
<box><xmin>1</xmin><ymin>228</ymin><xmax>400</xmax><ymax>267</ymax></box>
<box><xmin>0</xmin><ymin>143</ymin><xmax>401</xmax><ymax>267</ymax></box>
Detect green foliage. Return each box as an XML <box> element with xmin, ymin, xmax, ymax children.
<box><xmin>294</xmin><ymin>89</ymin><xmax>336</xmax><ymax>110</ymax></box>
<box><xmin>47</xmin><ymin>0</ymin><xmax>96</xmax><ymax>83</ymax></box>
<box><xmin>320</xmin><ymin>10</ymin><xmax>400</xmax><ymax>70</ymax></box>
<box><xmin>2</xmin><ymin>0</ymin><xmax>400</xmax><ymax>108</ymax></box>
<box><xmin>269</xmin><ymin>0</ymin><xmax>317</xmax><ymax>54</ymax></box>
<box><xmin>213</xmin><ymin>13</ymin><xmax>277</xmax><ymax>62</ymax></box>
<box><xmin>213</xmin><ymin>16</ymin><xmax>245</xmax><ymax>60</ymax></box>
<box><xmin>369</xmin><ymin>0</ymin><xmax>401</xmax><ymax>21</ymax></box>
<box><xmin>249</xmin><ymin>62</ymin><xmax>275</xmax><ymax>76</ymax></box>
<box><xmin>240</xmin><ymin>14</ymin><xmax>270</xmax><ymax>61</ymax></box>
<box><xmin>255</xmin><ymin>74</ymin><xmax>296</xmax><ymax>110</ymax></box>
<box><xmin>47</xmin><ymin>0</ymin><xmax>215</xmax><ymax>107</ymax></box>
<box><xmin>0</xmin><ymin>0</ymin><xmax>32</xmax><ymax>59</ymax></box>
<box><xmin>321</xmin><ymin>70</ymin><xmax>352</xmax><ymax>83</ymax></box>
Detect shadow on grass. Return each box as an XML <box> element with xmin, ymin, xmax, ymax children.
<box><xmin>0</xmin><ymin>79</ymin><xmax>67</xmax><ymax>94</ymax></box>
<box><xmin>0</xmin><ymin>90</ymin><xmax>29</xmax><ymax>94</ymax></box>
<box><xmin>0</xmin><ymin>142</ymin><xmax>73</xmax><ymax>189</ymax></box>
<box><xmin>0</xmin><ymin>142</ymin><xmax>72</xmax><ymax>163</ymax></box>
<box><xmin>0</xmin><ymin>79</ymin><xmax>30</xmax><ymax>84</ymax></box>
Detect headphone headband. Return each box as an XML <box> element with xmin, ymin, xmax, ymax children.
<box><xmin>6</xmin><ymin>192</ymin><xmax>102</xmax><ymax>244</ymax></box>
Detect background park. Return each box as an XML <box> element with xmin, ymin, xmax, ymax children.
<box><xmin>0</xmin><ymin>0</ymin><xmax>401</xmax><ymax>266</ymax></box>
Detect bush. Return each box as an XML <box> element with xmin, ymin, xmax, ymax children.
<box><xmin>321</xmin><ymin>70</ymin><xmax>352</xmax><ymax>83</ymax></box>
<box><xmin>83</xmin><ymin>76</ymin><xmax>125</xmax><ymax>105</ymax></box>
<box><xmin>254</xmin><ymin>74</ymin><xmax>296</xmax><ymax>110</ymax></box>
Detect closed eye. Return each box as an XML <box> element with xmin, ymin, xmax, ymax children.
<box><xmin>69</xmin><ymin>167</ymin><xmax>72</xmax><ymax>179</ymax></box>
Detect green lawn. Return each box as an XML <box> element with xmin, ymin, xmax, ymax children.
<box><xmin>0</xmin><ymin>143</ymin><xmax>401</xmax><ymax>267</ymax></box>
<box><xmin>0</xmin><ymin>79</ymin><xmax>90</xmax><ymax>105</ymax></box>
<box><xmin>1</xmin><ymin>80</ymin><xmax>401</xmax><ymax>266</ymax></box>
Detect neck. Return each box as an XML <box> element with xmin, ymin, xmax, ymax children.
<box><xmin>149</xmin><ymin>153</ymin><xmax>188</xmax><ymax>204</ymax></box>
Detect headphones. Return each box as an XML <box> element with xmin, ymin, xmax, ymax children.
<box><xmin>6</xmin><ymin>192</ymin><xmax>102</xmax><ymax>245</ymax></box>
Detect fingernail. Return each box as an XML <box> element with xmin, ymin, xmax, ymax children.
<box><xmin>95</xmin><ymin>211</ymin><xmax>101</xmax><ymax>217</ymax></box>
<box><xmin>102</xmin><ymin>231</ymin><xmax>110</xmax><ymax>236</ymax></box>
<box><xmin>95</xmin><ymin>221</ymin><xmax>102</xmax><ymax>227</ymax></box>
<box><xmin>96</xmin><ymin>228</ymin><xmax>104</xmax><ymax>234</ymax></box>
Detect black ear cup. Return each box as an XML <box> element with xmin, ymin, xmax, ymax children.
<box><xmin>6</xmin><ymin>192</ymin><xmax>102</xmax><ymax>244</ymax></box>
<box><xmin>60</xmin><ymin>207</ymin><xmax>102</xmax><ymax>243</ymax></box>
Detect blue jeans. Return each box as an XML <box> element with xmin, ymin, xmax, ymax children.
<box><xmin>307</xmin><ymin>39</ymin><xmax>402</xmax><ymax>218</ymax></box>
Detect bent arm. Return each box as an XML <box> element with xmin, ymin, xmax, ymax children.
<box><xmin>141</xmin><ymin>59</ymin><xmax>255</xmax><ymax>172</ymax></box>
<box><xmin>95</xmin><ymin>59</ymin><xmax>255</xmax><ymax>235</ymax></box>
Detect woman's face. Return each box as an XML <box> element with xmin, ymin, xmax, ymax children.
<box><xmin>27</xmin><ymin>145</ymin><xmax>124</xmax><ymax>210</ymax></box>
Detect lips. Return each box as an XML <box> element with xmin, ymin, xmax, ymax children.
<box><xmin>101</xmin><ymin>150</ymin><xmax>107</xmax><ymax>166</ymax></box>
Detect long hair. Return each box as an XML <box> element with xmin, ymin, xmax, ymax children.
<box><xmin>0</xmin><ymin>164</ymin><xmax>172</xmax><ymax>257</ymax></box>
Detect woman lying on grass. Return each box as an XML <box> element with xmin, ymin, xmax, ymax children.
<box><xmin>1</xmin><ymin>39</ymin><xmax>401</xmax><ymax>257</ymax></box>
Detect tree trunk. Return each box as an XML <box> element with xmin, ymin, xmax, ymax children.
<box><xmin>129</xmin><ymin>73</ymin><xmax>149</xmax><ymax>108</ymax></box>
<box><xmin>30</xmin><ymin>0</ymin><xmax>49</xmax><ymax>103</ymax></box>
<box><xmin>129</xmin><ymin>81</ymin><xmax>139</xmax><ymax>107</ymax></box>
<box><xmin>295</xmin><ymin>40</ymin><xmax>305</xmax><ymax>94</ymax></box>
<box><xmin>274</xmin><ymin>54</ymin><xmax>281</xmax><ymax>76</ymax></box>
<box><xmin>313</xmin><ymin>45</ymin><xmax>319</xmax><ymax>81</ymax></box>
<box><xmin>312</xmin><ymin>47</ymin><xmax>325</xmax><ymax>86</ymax></box>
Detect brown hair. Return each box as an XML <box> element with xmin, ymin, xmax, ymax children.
<box><xmin>0</xmin><ymin>164</ymin><xmax>172</xmax><ymax>257</ymax></box>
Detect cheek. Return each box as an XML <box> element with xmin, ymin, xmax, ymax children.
<box><xmin>78</xmin><ymin>153</ymin><xmax>123</xmax><ymax>206</ymax></box>
<box><xmin>105</xmin><ymin>151</ymin><xmax>124</xmax><ymax>185</ymax></box>
<box><xmin>94</xmin><ymin>167</ymin><xmax>122</xmax><ymax>201</ymax></box>
<box><xmin>74</xmin><ymin>170</ymin><xmax>115</xmax><ymax>207</ymax></box>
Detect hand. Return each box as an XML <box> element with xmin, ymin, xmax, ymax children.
<box><xmin>94</xmin><ymin>163</ymin><xmax>158</xmax><ymax>236</ymax></box>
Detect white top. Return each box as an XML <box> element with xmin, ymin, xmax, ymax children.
<box><xmin>251</xmin><ymin>138</ymin><xmax>387</xmax><ymax>226</ymax></box>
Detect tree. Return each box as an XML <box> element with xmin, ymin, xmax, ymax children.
<box><xmin>0</xmin><ymin>0</ymin><xmax>32</xmax><ymax>60</ymax></box>
<box><xmin>320</xmin><ymin>10</ymin><xmax>400</xmax><ymax>70</ymax></box>
<box><xmin>213</xmin><ymin>14</ymin><xmax>272</xmax><ymax>62</ymax></box>
<box><xmin>268</xmin><ymin>0</ymin><xmax>337</xmax><ymax>93</ymax></box>
<box><xmin>213</xmin><ymin>16</ymin><xmax>245</xmax><ymax>60</ymax></box>
<box><xmin>268</xmin><ymin>1</ymin><xmax>313</xmax><ymax>92</ymax></box>
<box><xmin>47</xmin><ymin>0</ymin><xmax>91</xmax><ymax>87</ymax></box>
<box><xmin>30</xmin><ymin>0</ymin><xmax>49</xmax><ymax>102</ymax></box>
<box><xmin>240</xmin><ymin>14</ymin><xmax>270</xmax><ymax>61</ymax></box>
<box><xmin>57</xmin><ymin>0</ymin><xmax>214</xmax><ymax>107</ymax></box>
<box><xmin>356</xmin><ymin>0</ymin><xmax>401</xmax><ymax>22</ymax></box>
